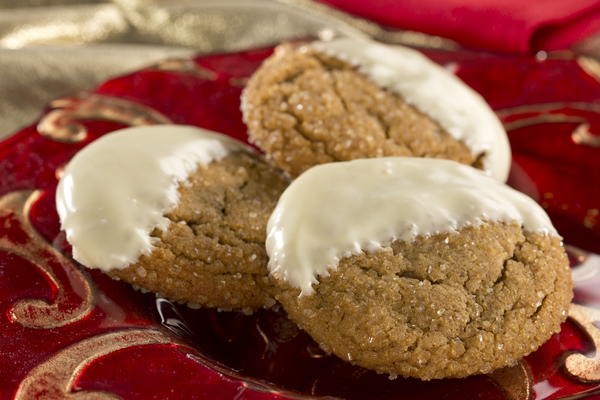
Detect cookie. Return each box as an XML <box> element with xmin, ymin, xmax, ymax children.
<box><xmin>241</xmin><ymin>38</ymin><xmax>510</xmax><ymax>181</ymax></box>
<box><xmin>266</xmin><ymin>157</ymin><xmax>572</xmax><ymax>379</ymax></box>
<box><xmin>111</xmin><ymin>151</ymin><xmax>288</xmax><ymax>311</ymax></box>
<box><xmin>57</xmin><ymin>125</ymin><xmax>288</xmax><ymax>311</ymax></box>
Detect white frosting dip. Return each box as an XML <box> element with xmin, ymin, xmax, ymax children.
<box><xmin>312</xmin><ymin>38</ymin><xmax>511</xmax><ymax>182</ymax></box>
<box><xmin>56</xmin><ymin>125</ymin><xmax>248</xmax><ymax>271</ymax></box>
<box><xmin>266</xmin><ymin>157</ymin><xmax>557</xmax><ymax>295</ymax></box>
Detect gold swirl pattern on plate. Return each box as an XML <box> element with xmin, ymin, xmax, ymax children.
<box><xmin>577</xmin><ymin>57</ymin><xmax>600</xmax><ymax>84</ymax></box>
<box><xmin>14</xmin><ymin>329</ymin><xmax>175</xmax><ymax>400</ymax></box>
<box><xmin>149</xmin><ymin>58</ymin><xmax>218</xmax><ymax>80</ymax></box>
<box><xmin>565</xmin><ymin>303</ymin><xmax>600</xmax><ymax>382</ymax></box>
<box><xmin>572</xmin><ymin>123</ymin><xmax>600</xmax><ymax>147</ymax></box>
<box><xmin>497</xmin><ymin>102</ymin><xmax>600</xmax><ymax>148</ymax></box>
<box><xmin>37</xmin><ymin>93</ymin><xmax>172</xmax><ymax>143</ymax></box>
<box><xmin>0</xmin><ymin>190</ymin><xmax>94</xmax><ymax>329</ymax></box>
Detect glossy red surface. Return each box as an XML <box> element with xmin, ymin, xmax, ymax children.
<box><xmin>1</xmin><ymin>45</ymin><xmax>600</xmax><ymax>400</ymax></box>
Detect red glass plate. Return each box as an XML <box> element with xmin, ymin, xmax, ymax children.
<box><xmin>1</xmin><ymin>40</ymin><xmax>600</xmax><ymax>400</ymax></box>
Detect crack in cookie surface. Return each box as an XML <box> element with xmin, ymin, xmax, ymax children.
<box><xmin>111</xmin><ymin>152</ymin><xmax>289</xmax><ymax>312</ymax></box>
<box><xmin>273</xmin><ymin>222</ymin><xmax>572</xmax><ymax>379</ymax></box>
<box><xmin>242</xmin><ymin>43</ymin><xmax>479</xmax><ymax>177</ymax></box>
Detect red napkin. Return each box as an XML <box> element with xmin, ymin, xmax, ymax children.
<box><xmin>317</xmin><ymin>0</ymin><xmax>600</xmax><ymax>53</ymax></box>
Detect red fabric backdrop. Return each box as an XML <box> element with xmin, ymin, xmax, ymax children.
<box><xmin>318</xmin><ymin>0</ymin><xmax>600</xmax><ymax>53</ymax></box>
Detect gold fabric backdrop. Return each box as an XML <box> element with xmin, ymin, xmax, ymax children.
<box><xmin>0</xmin><ymin>0</ymin><xmax>366</xmax><ymax>137</ymax></box>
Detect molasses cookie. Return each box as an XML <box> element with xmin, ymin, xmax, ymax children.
<box><xmin>57</xmin><ymin>125</ymin><xmax>288</xmax><ymax>312</ymax></box>
<box><xmin>267</xmin><ymin>158</ymin><xmax>571</xmax><ymax>379</ymax></box>
<box><xmin>241</xmin><ymin>37</ymin><xmax>510</xmax><ymax>181</ymax></box>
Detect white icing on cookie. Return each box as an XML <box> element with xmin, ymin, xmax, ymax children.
<box><xmin>312</xmin><ymin>38</ymin><xmax>511</xmax><ymax>182</ymax></box>
<box><xmin>266</xmin><ymin>157</ymin><xmax>557</xmax><ymax>295</ymax></box>
<box><xmin>56</xmin><ymin>125</ymin><xmax>248</xmax><ymax>271</ymax></box>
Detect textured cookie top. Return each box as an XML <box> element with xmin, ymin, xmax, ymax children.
<box><xmin>312</xmin><ymin>38</ymin><xmax>510</xmax><ymax>181</ymax></box>
<box><xmin>266</xmin><ymin>157</ymin><xmax>558</xmax><ymax>295</ymax></box>
<box><xmin>109</xmin><ymin>151</ymin><xmax>289</xmax><ymax>311</ymax></box>
<box><xmin>275</xmin><ymin>223</ymin><xmax>571</xmax><ymax>379</ymax></box>
<box><xmin>56</xmin><ymin>125</ymin><xmax>248</xmax><ymax>271</ymax></box>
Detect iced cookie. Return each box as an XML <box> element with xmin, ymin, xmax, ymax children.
<box><xmin>241</xmin><ymin>37</ymin><xmax>510</xmax><ymax>181</ymax></box>
<box><xmin>267</xmin><ymin>158</ymin><xmax>572</xmax><ymax>379</ymax></box>
<box><xmin>56</xmin><ymin>125</ymin><xmax>288</xmax><ymax>312</ymax></box>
